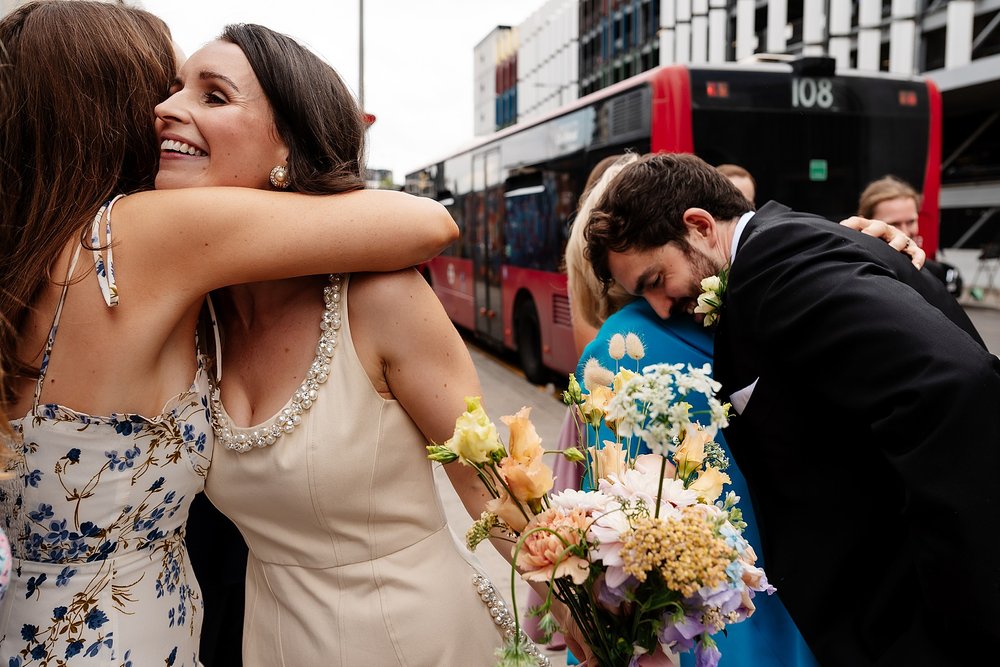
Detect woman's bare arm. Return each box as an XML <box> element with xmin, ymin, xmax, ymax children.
<box><xmin>119</xmin><ymin>188</ymin><xmax>457</xmax><ymax>300</ymax></box>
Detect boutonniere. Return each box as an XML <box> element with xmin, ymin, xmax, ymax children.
<box><xmin>694</xmin><ymin>266</ymin><xmax>728</xmax><ymax>327</ymax></box>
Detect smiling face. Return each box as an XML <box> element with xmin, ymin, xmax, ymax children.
<box><xmin>154</xmin><ymin>40</ymin><xmax>287</xmax><ymax>191</ymax></box>
<box><xmin>871</xmin><ymin>196</ymin><xmax>921</xmax><ymax>247</ymax></box>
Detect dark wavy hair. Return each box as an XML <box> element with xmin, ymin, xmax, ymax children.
<box><xmin>0</xmin><ymin>0</ymin><xmax>175</xmax><ymax>404</ymax></box>
<box><xmin>222</xmin><ymin>24</ymin><xmax>366</xmax><ymax>195</ymax></box>
<box><xmin>585</xmin><ymin>152</ymin><xmax>751</xmax><ymax>288</ymax></box>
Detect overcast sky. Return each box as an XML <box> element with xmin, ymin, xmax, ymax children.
<box><xmin>142</xmin><ymin>0</ymin><xmax>540</xmax><ymax>182</ymax></box>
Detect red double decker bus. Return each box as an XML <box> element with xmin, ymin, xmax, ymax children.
<box><xmin>405</xmin><ymin>56</ymin><xmax>942</xmax><ymax>383</ymax></box>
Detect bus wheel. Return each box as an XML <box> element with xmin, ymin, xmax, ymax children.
<box><xmin>516</xmin><ymin>299</ymin><xmax>546</xmax><ymax>384</ymax></box>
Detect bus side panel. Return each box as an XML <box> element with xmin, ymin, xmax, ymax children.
<box><xmin>921</xmin><ymin>78</ymin><xmax>942</xmax><ymax>259</ymax></box>
<box><xmin>650</xmin><ymin>66</ymin><xmax>694</xmax><ymax>154</ymax></box>
<box><xmin>501</xmin><ymin>265</ymin><xmax>576</xmax><ymax>376</ymax></box>
<box><xmin>425</xmin><ymin>256</ymin><xmax>476</xmax><ymax>332</ymax></box>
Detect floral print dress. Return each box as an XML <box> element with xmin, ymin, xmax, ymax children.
<box><xmin>0</xmin><ymin>216</ymin><xmax>212</xmax><ymax>666</ymax></box>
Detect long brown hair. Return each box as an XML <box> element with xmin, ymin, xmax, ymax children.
<box><xmin>0</xmin><ymin>1</ymin><xmax>175</xmax><ymax>405</ymax></box>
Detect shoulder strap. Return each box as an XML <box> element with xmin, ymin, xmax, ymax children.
<box><xmin>33</xmin><ymin>197</ymin><xmax>126</xmax><ymax>410</ymax></box>
<box><xmin>90</xmin><ymin>194</ymin><xmax>125</xmax><ymax>307</ymax></box>
<box><xmin>204</xmin><ymin>293</ymin><xmax>223</xmax><ymax>382</ymax></box>
<box><xmin>33</xmin><ymin>243</ymin><xmax>85</xmax><ymax>410</ymax></box>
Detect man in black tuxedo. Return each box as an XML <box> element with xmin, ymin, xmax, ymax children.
<box><xmin>585</xmin><ymin>152</ymin><xmax>1000</xmax><ymax>665</ymax></box>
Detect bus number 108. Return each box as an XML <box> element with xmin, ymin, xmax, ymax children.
<box><xmin>791</xmin><ymin>77</ymin><xmax>835</xmax><ymax>109</ymax></box>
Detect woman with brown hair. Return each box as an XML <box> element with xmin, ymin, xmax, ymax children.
<box><xmin>158</xmin><ymin>24</ymin><xmax>559</xmax><ymax>665</ymax></box>
<box><xmin>0</xmin><ymin>2</ymin><xmax>455</xmax><ymax>664</ymax></box>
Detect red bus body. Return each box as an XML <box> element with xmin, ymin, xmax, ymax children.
<box><xmin>408</xmin><ymin>61</ymin><xmax>942</xmax><ymax>382</ymax></box>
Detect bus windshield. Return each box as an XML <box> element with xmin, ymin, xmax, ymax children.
<box><xmin>689</xmin><ymin>70</ymin><xmax>930</xmax><ymax>220</ymax></box>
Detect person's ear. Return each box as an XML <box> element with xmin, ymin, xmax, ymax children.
<box><xmin>682</xmin><ymin>208</ymin><xmax>717</xmax><ymax>241</ymax></box>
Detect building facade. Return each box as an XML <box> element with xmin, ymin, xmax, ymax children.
<box><xmin>518</xmin><ymin>0</ymin><xmax>580</xmax><ymax>121</ymax></box>
<box><xmin>474</xmin><ymin>26</ymin><xmax>518</xmax><ymax>136</ymax></box>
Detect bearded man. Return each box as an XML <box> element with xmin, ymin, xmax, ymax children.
<box><xmin>585</xmin><ymin>152</ymin><xmax>1000</xmax><ymax>666</ymax></box>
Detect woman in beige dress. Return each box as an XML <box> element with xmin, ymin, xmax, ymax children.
<box><xmin>156</xmin><ymin>24</ymin><xmax>555</xmax><ymax>666</ymax></box>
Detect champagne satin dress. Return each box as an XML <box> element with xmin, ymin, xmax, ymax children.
<box><xmin>205</xmin><ymin>275</ymin><xmax>545</xmax><ymax>666</ymax></box>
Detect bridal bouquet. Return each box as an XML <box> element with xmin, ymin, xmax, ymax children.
<box><xmin>428</xmin><ymin>333</ymin><xmax>773</xmax><ymax>667</ymax></box>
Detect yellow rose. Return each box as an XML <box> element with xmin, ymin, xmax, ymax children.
<box><xmin>589</xmin><ymin>440</ymin><xmax>628</xmax><ymax>483</ymax></box>
<box><xmin>612</xmin><ymin>368</ymin><xmax>636</xmax><ymax>393</ymax></box>
<box><xmin>675</xmin><ymin>425</ymin><xmax>711</xmax><ymax>478</ymax></box>
<box><xmin>581</xmin><ymin>385</ymin><xmax>614</xmax><ymax>429</ymax></box>
<box><xmin>445</xmin><ymin>396</ymin><xmax>502</xmax><ymax>465</ymax></box>
<box><xmin>688</xmin><ymin>466</ymin><xmax>731</xmax><ymax>503</ymax></box>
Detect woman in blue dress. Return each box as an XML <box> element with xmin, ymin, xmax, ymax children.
<box><xmin>560</xmin><ymin>154</ymin><xmax>819</xmax><ymax>666</ymax></box>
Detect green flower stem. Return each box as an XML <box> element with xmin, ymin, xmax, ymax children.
<box><xmin>553</xmin><ymin>578</ymin><xmax>620</xmax><ymax>664</ymax></box>
<box><xmin>475</xmin><ymin>464</ymin><xmax>501</xmax><ymax>498</ymax></box>
<box><xmin>654</xmin><ymin>455</ymin><xmax>667</xmax><ymax>519</ymax></box>
<box><xmin>509</xmin><ymin>526</ymin><xmax>578</xmax><ymax>647</ymax></box>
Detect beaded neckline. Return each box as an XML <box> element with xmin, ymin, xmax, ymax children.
<box><xmin>210</xmin><ymin>274</ymin><xmax>342</xmax><ymax>453</ymax></box>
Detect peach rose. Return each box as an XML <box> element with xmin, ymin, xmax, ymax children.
<box><xmin>499</xmin><ymin>407</ymin><xmax>554</xmax><ymax>502</ymax></box>
<box><xmin>500</xmin><ymin>456</ymin><xmax>554</xmax><ymax>503</ymax></box>
<box><xmin>515</xmin><ymin>508</ymin><xmax>591</xmax><ymax>585</ymax></box>
<box><xmin>486</xmin><ymin>493</ymin><xmax>531</xmax><ymax>533</ymax></box>
<box><xmin>501</xmin><ymin>407</ymin><xmax>543</xmax><ymax>463</ymax></box>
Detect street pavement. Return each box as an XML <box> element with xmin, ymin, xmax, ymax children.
<box><xmin>964</xmin><ymin>300</ymin><xmax>1000</xmax><ymax>354</ymax></box>
<box><xmin>434</xmin><ymin>300</ymin><xmax>999</xmax><ymax>666</ymax></box>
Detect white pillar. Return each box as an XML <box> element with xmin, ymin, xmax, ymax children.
<box><xmin>858</xmin><ymin>0</ymin><xmax>881</xmax><ymax>71</ymax></box>
<box><xmin>802</xmin><ymin>0</ymin><xmax>825</xmax><ymax>56</ymax></box>
<box><xmin>889</xmin><ymin>0</ymin><xmax>916</xmax><ymax>74</ymax></box>
<box><xmin>708</xmin><ymin>0</ymin><xmax>728</xmax><ymax>63</ymax></box>
<box><xmin>828</xmin><ymin>0</ymin><xmax>852</xmax><ymax>69</ymax></box>
<box><xmin>691</xmin><ymin>0</ymin><xmax>709</xmax><ymax>63</ymax></box>
<box><xmin>767</xmin><ymin>0</ymin><xmax>787</xmax><ymax>53</ymax></box>
<box><xmin>676</xmin><ymin>0</ymin><xmax>692</xmax><ymax>63</ymax></box>
<box><xmin>945</xmin><ymin>0</ymin><xmax>974</xmax><ymax>69</ymax></box>
<box><xmin>660</xmin><ymin>0</ymin><xmax>677</xmax><ymax>65</ymax></box>
<box><xmin>735</xmin><ymin>0</ymin><xmax>756</xmax><ymax>61</ymax></box>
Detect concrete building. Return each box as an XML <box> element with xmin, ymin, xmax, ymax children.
<box><xmin>474</xmin><ymin>26</ymin><xmax>518</xmax><ymax>136</ymax></box>
<box><xmin>364</xmin><ymin>168</ymin><xmax>396</xmax><ymax>190</ymax></box>
<box><xmin>518</xmin><ymin>0</ymin><xmax>579</xmax><ymax>121</ymax></box>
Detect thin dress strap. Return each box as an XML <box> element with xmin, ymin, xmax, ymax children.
<box><xmin>204</xmin><ymin>293</ymin><xmax>223</xmax><ymax>382</ymax></box>
<box><xmin>32</xmin><ymin>198</ymin><xmax>124</xmax><ymax>411</ymax></box>
<box><xmin>91</xmin><ymin>194</ymin><xmax>125</xmax><ymax>307</ymax></box>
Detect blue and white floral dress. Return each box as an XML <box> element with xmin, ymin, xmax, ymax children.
<box><xmin>0</xmin><ymin>207</ymin><xmax>212</xmax><ymax>666</ymax></box>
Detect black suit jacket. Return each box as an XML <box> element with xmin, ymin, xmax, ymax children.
<box><xmin>713</xmin><ymin>202</ymin><xmax>1000</xmax><ymax>665</ymax></box>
